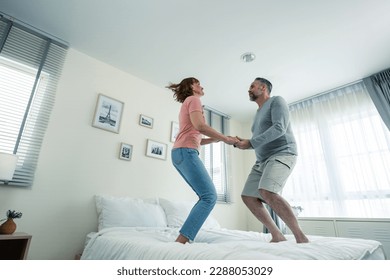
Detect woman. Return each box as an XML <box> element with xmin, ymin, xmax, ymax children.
<box><xmin>166</xmin><ymin>77</ymin><xmax>238</xmax><ymax>244</ymax></box>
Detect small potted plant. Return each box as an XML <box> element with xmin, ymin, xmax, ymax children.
<box><xmin>0</xmin><ymin>210</ymin><xmax>22</xmax><ymax>234</ymax></box>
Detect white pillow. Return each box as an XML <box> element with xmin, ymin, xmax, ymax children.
<box><xmin>159</xmin><ymin>198</ymin><xmax>220</xmax><ymax>229</ymax></box>
<box><xmin>95</xmin><ymin>195</ymin><xmax>167</xmax><ymax>231</ymax></box>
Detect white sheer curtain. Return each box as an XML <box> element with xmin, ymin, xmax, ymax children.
<box><xmin>284</xmin><ymin>81</ymin><xmax>390</xmax><ymax>218</ymax></box>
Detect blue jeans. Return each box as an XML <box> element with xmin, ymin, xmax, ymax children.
<box><xmin>171</xmin><ymin>148</ymin><xmax>217</xmax><ymax>241</ymax></box>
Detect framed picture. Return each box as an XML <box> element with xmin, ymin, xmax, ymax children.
<box><xmin>170</xmin><ymin>121</ymin><xmax>179</xmax><ymax>142</ymax></box>
<box><xmin>92</xmin><ymin>94</ymin><xmax>124</xmax><ymax>134</ymax></box>
<box><xmin>139</xmin><ymin>114</ymin><xmax>153</xmax><ymax>128</ymax></box>
<box><xmin>146</xmin><ymin>139</ymin><xmax>167</xmax><ymax>160</ymax></box>
<box><xmin>119</xmin><ymin>142</ymin><xmax>133</xmax><ymax>161</ymax></box>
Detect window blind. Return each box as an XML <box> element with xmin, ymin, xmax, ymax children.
<box><xmin>0</xmin><ymin>14</ymin><xmax>68</xmax><ymax>187</ymax></box>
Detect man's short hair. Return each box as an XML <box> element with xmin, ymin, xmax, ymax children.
<box><xmin>255</xmin><ymin>77</ymin><xmax>272</xmax><ymax>93</ymax></box>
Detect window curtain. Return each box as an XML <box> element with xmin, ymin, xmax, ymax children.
<box><xmin>284</xmin><ymin>81</ymin><xmax>390</xmax><ymax>218</ymax></box>
<box><xmin>363</xmin><ymin>68</ymin><xmax>390</xmax><ymax>130</ymax></box>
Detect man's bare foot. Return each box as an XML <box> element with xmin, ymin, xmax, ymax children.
<box><xmin>296</xmin><ymin>235</ymin><xmax>309</xmax><ymax>243</ymax></box>
<box><xmin>270</xmin><ymin>233</ymin><xmax>287</xmax><ymax>243</ymax></box>
<box><xmin>294</xmin><ymin>231</ymin><xmax>309</xmax><ymax>243</ymax></box>
<box><xmin>270</xmin><ymin>237</ymin><xmax>287</xmax><ymax>243</ymax></box>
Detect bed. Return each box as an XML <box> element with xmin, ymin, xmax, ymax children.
<box><xmin>80</xmin><ymin>195</ymin><xmax>386</xmax><ymax>260</ymax></box>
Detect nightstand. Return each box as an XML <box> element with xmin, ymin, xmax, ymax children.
<box><xmin>0</xmin><ymin>232</ymin><xmax>32</xmax><ymax>260</ymax></box>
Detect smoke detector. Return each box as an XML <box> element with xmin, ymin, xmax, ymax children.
<box><xmin>240</xmin><ymin>52</ymin><xmax>256</xmax><ymax>63</ymax></box>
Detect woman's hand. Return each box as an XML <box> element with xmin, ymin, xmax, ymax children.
<box><xmin>224</xmin><ymin>136</ymin><xmax>240</xmax><ymax>145</ymax></box>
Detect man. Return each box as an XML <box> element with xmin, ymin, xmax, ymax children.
<box><xmin>235</xmin><ymin>77</ymin><xmax>308</xmax><ymax>243</ymax></box>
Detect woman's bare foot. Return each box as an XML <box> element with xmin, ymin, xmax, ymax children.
<box><xmin>175</xmin><ymin>234</ymin><xmax>189</xmax><ymax>244</ymax></box>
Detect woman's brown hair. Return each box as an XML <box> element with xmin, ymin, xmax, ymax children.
<box><xmin>166</xmin><ymin>77</ymin><xmax>199</xmax><ymax>103</ymax></box>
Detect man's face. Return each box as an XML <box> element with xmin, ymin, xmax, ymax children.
<box><xmin>248</xmin><ymin>80</ymin><xmax>262</xmax><ymax>101</ymax></box>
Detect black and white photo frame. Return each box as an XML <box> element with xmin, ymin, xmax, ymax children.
<box><xmin>139</xmin><ymin>114</ymin><xmax>153</xmax><ymax>128</ymax></box>
<box><xmin>119</xmin><ymin>142</ymin><xmax>133</xmax><ymax>161</ymax></box>
<box><xmin>92</xmin><ymin>94</ymin><xmax>124</xmax><ymax>134</ymax></box>
<box><xmin>170</xmin><ymin>121</ymin><xmax>179</xmax><ymax>142</ymax></box>
<box><xmin>146</xmin><ymin>139</ymin><xmax>167</xmax><ymax>160</ymax></box>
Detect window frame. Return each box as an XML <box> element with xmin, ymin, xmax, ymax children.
<box><xmin>200</xmin><ymin>106</ymin><xmax>232</xmax><ymax>203</ymax></box>
<box><xmin>0</xmin><ymin>14</ymin><xmax>68</xmax><ymax>187</ymax></box>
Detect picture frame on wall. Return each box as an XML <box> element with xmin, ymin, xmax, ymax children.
<box><xmin>146</xmin><ymin>139</ymin><xmax>167</xmax><ymax>160</ymax></box>
<box><xmin>170</xmin><ymin>121</ymin><xmax>179</xmax><ymax>142</ymax></box>
<box><xmin>92</xmin><ymin>94</ymin><xmax>124</xmax><ymax>134</ymax></box>
<box><xmin>139</xmin><ymin>114</ymin><xmax>153</xmax><ymax>128</ymax></box>
<box><xmin>119</xmin><ymin>142</ymin><xmax>133</xmax><ymax>161</ymax></box>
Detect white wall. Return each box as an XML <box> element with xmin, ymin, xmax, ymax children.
<box><xmin>0</xmin><ymin>49</ymin><xmax>253</xmax><ymax>259</ymax></box>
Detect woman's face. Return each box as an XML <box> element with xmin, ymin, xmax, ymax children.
<box><xmin>191</xmin><ymin>81</ymin><xmax>204</xmax><ymax>96</ymax></box>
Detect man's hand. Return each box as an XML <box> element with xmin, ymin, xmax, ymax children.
<box><xmin>233</xmin><ymin>136</ymin><xmax>252</xmax><ymax>149</ymax></box>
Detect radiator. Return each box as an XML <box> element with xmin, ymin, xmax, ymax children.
<box><xmin>292</xmin><ymin>217</ymin><xmax>390</xmax><ymax>259</ymax></box>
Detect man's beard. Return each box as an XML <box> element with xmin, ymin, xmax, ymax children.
<box><xmin>249</xmin><ymin>93</ymin><xmax>257</xmax><ymax>101</ymax></box>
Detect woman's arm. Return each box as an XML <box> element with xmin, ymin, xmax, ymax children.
<box><xmin>190</xmin><ymin>111</ymin><xmax>237</xmax><ymax>145</ymax></box>
<box><xmin>200</xmin><ymin>137</ymin><xmax>219</xmax><ymax>145</ymax></box>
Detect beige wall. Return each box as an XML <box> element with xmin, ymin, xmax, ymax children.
<box><xmin>0</xmin><ymin>49</ymin><xmax>257</xmax><ymax>259</ymax></box>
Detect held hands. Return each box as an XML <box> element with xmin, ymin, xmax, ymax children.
<box><xmin>220</xmin><ymin>135</ymin><xmax>251</xmax><ymax>149</ymax></box>
<box><xmin>233</xmin><ymin>136</ymin><xmax>252</xmax><ymax>149</ymax></box>
<box><xmin>224</xmin><ymin>136</ymin><xmax>240</xmax><ymax>145</ymax></box>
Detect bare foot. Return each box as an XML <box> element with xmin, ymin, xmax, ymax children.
<box><xmin>296</xmin><ymin>236</ymin><xmax>309</xmax><ymax>243</ymax></box>
<box><xmin>270</xmin><ymin>233</ymin><xmax>287</xmax><ymax>243</ymax></box>
<box><xmin>270</xmin><ymin>237</ymin><xmax>287</xmax><ymax>243</ymax></box>
<box><xmin>295</xmin><ymin>232</ymin><xmax>309</xmax><ymax>243</ymax></box>
<box><xmin>175</xmin><ymin>234</ymin><xmax>189</xmax><ymax>244</ymax></box>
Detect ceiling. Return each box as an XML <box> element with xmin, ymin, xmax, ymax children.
<box><xmin>2</xmin><ymin>0</ymin><xmax>390</xmax><ymax>122</ymax></box>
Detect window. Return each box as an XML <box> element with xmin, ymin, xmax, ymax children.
<box><xmin>0</xmin><ymin>14</ymin><xmax>67</xmax><ymax>187</ymax></box>
<box><xmin>284</xmin><ymin>82</ymin><xmax>390</xmax><ymax>218</ymax></box>
<box><xmin>200</xmin><ymin>106</ymin><xmax>231</xmax><ymax>203</ymax></box>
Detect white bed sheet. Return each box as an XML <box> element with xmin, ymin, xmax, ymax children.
<box><xmin>81</xmin><ymin>227</ymin><xmax>386</xmax><ymax>260</ymax></box>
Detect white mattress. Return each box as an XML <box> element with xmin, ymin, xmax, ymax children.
<box><xmin>81</xmin><ymin>227</ymin><xmax>386</xmax><ymax>260</ymax></box>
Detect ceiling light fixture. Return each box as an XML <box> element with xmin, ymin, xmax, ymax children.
<box><xmin>240</xmin><ymin>52</ymin><xmax>256</xmax><ymax>63</ymax></box>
